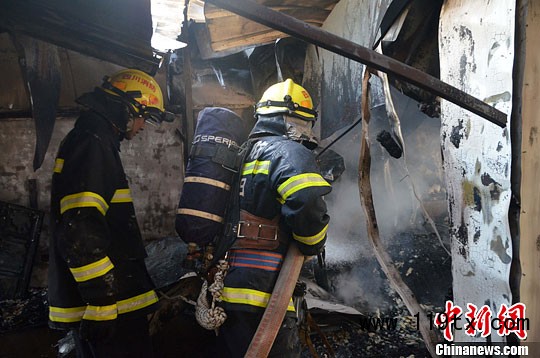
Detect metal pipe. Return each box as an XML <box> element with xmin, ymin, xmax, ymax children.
<box><xmin>205</xmin><ymin>0</ymin><xmax>507</xmax><ymax>127</ymax></box>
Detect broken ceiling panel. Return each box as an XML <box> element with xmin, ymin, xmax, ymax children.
<box><xmin>0</xmin><ymin>0</ymin><xmax>161</xmax><ymax>74</ymax></box>
<box><xmin>0</xmin><ymin>33</ymin><xmax>27</xmax><ymax>112</ymax></box>
<box><xmin>378</xmin><ymin>0</ymin><xmax>444</xmax><ymax>118</ymax></box>
<box><xmin>196</xmin><ymin>0</ymin><xmax>339</xmax><ymax>59</ymax></box>
<box><xmin>12</xmin><ymin>34</ymin><xmax>62</xmax><ymax>171</ymax></box>
<box><xmin>248</xmin><ymin>38</ymin><xmax>308</xmax><ymax>101</ymax></box>
<box><xmin>0</xmin><ymin>32</ymin><xmax>123</xmax><ymax>115</ymax></box>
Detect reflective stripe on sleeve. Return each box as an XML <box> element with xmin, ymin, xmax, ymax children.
<box><xmin>277</xmin><ymin>173</ymin><xmax>330</xmax><ymax>201</ymax></box>
<box><xmin>48</xmin><ymin>290</ymin><xmax>158</xmax><ymax>323</ymax></box>
<box><xmin>221</xmin><ymin>287</ymin><xmax>295</xmax><ymax>311</ymax></box>
<box><xmin>83</xmin><ymin>303</ymin><xmax>118</xmax><ymax>321</ymax></box>
<box><xmin>117</xmin><ymin>290</ymin><xmax>159</xmax><ymax>314</ymax></box>
<box><xmin>69</xmin><ymin>256</ymin><xmax>114</xmax><ymax>282</ymax></box>
<box><xmin>293</xmin><ymin>223</ymin><xmax>328</xmax><ymax>246</ymax></box>
<box><xmin>53</xmin><ymin>158</ymin><xmax>64</xmax><ymax>173</ymax></box>
<box><xmin>49</xmin><ymin>305</ymin><xmax>86</xmax><ymax>323</ymax></box>
<box><xmin>184</xmin><ymin>176</ymin><xmax>230</xmax><ymax>190</ymax></box>
<box><xmin>60</xmin><ymin>192</ymin><xmax>109</xmax><ymax>215</ymax></box>
<box><xmin>242</xmin><ymin>160</ymin><xmax>270</xmax><ymax>175</ymax></box>
<box><xmin>176</xmin><ymin>208</ymin><xmax>224</xmax><ymax>223</ymax></box>
<box><xmin>110</xmin><ymin>189</ymin><xmax>133</xmax><ymax>203</ymax></box>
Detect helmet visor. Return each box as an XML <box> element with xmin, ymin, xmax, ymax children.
<box><xmin>142</xmin><ymin>107</ymin><xmax>175</xmax><ymax>126</ymax></box>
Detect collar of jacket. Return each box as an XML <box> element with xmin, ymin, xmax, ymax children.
<box><xmin>74</xmin><ymin>107</ymin><xmax>122</xmax><ymax>151</ymax></box>
<box><xmin>76</xmin><ymin>88</ymin><xmax>130</xmax><ymax>143</ymax></box>
<box><xmin>249</xmin><ymin>114</ymin><xmax>288</xmax><ymax>139</ymax></box>
<box><xmin>250</xmin><ymin>113</ymin><xmax>318</xmax><ymax>149</ymax></box>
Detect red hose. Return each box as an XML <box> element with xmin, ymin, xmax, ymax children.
<box><xmin>245</xmin><ymin>243</ymin><xmax>304</xmax><ymax>357</ymax></box>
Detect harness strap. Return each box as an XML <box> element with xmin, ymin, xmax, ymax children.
<box><xmin>190</xmin><ymin>142</ymin><xmax>242</xmax><ymax>170</ymax></box>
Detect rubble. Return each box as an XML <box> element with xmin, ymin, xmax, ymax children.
<box><xmin>0</xmin><ymin>288</ymin><xmax>48</xmax><ymax>334</ymax></box>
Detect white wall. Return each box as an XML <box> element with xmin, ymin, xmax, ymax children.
<box><xmin>439</xmin><ymin>0</ymin><xmax>514</xmax><ymax>343</ymax></box>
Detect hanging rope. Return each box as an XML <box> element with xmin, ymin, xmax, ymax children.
<box><xmin>195</xmin><ymin>259</ymin><xmax>229</xmax><ymax>332</ymax></box>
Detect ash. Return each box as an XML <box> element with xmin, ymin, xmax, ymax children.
<box><xmin>301</xmin><ymin>230</ymin><xmax>451</xmax><ymax>358</ymax></box>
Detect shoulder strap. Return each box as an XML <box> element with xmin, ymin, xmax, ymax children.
<box><xmin>211</xmin><ymin>138</ymin><xmax>257</xmax><ymax>265</ymax></box>
<box><xmin>190</xmin><ymin>142</ymin><xmax>242</xmax><ymax>170</ymax></box>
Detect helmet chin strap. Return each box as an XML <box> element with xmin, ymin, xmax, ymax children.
<box><xmin>92</xmin><ymin>86</ymin><xmax>134</xmax><ymax>135</ymax></box>
<box><xmin>256</xmin><ymin>95</ymin><xmax>318</xmax><ymax>120</ymax></box>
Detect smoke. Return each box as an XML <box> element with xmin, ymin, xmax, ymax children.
<box><xmin>332</xmin><ymin>264</ymin><xmax>391</xmax><ymax>312</ymax></box>
<box><xmin>320</xmin><ymin>89</ymin><xmax>445</xmax><ymax>312</ymax></box>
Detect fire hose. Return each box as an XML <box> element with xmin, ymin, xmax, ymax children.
<box><xmin>245</xmin><ymin>243</ymin><xmax>305</xmax><ymax>358</ymax></box>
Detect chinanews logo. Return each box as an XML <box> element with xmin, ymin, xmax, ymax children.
<box><xmin>414</xmin><ymin>300</ymin><xmax>529</xmax><ymax>341</ymax></box>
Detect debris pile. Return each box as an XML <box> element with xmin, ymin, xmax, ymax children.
<box><xmin>299</xmin><ymin>229</ymin><xmax>451</xmax><ymax>357</ymax></box>
<box><xmin>302</xmin><ymin>296</ymin><xmax>431</xmax><ymax>358</ymax></box>
<box><xmin>0</xmin><ymin>288</ymin><xmax>48</xmax><ymax>333</ymax></box>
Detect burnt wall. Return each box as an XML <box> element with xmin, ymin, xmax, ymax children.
<box><xmin>0</xmin><ymin>116</ymin><xmax>184</xmax><ymax>285</ymax></box>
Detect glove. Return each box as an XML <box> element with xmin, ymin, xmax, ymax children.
<box><xmin>79</xmin><ymin>318</ymin><xmax>117</xmax><ymax>344</ymax></box>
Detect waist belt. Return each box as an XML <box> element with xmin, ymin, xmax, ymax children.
<box><xmin>232</xmin><ymin>210</ymin><xmax>287</xmax><ymax>250</ymax></box>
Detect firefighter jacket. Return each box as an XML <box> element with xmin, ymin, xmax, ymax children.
<box><xmin>48</xmin><ymin>102</ymin><xmax>158</xmax><ymax>330</ymax></box>
<box><xmin>221</xmin><ymin>114</ymin><xmax>331</xmax><ymax>314</ymax></box>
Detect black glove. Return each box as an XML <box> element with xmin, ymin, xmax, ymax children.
<box><xmin>79</xmin><ymin>318</ymin><xmax>117</xmax><ymax>344</ymax></box>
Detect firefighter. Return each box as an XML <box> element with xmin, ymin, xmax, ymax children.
<box><xmin>48</xmin><ymin>69</ymin><xmax>173</xmax><ymax>357</ymax></box>
<box><xmin>217</xmin><ymin>78</ymin><xmax>332</xmax><ymax>357</ymax></box>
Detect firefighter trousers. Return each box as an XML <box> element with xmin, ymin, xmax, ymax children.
<box><xmin>71</xmin><ymin>315</ymin><xmax>153</xmax><ymax>358</ymax></box>
<box><xmin>216</xmin><ymin>310</ymin><xmax>301</xmax><ymax>358</ymax></box>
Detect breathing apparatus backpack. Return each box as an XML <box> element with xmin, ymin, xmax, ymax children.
<box><xmin>175</xmin><ymin>107</ymin><xmax>249</xmax><ymax>260</ymax></box>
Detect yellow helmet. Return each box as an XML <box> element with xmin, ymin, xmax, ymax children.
<box><xmin>101</xmin><ymin>69</ymin><xmax>174</xmax><ymax>124</ymax></box>
<box><xmin>255</xmin><ymin>78</ymin><xmax>317</xmax><ymax>121</ymax></box>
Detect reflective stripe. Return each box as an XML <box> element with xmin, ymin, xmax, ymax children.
<box><xmin>60</xmin><ymin>192</ymin><xmax>109</xmax><ymax>215</ymax></box>
<box><xmin>83</xmin><ymin>303</ymin><xmax>118</xmax><ymax>321</ymax></box>
<box><xmin>118</xmin><ymin>290</ymin><xmax>159</xmax><ymax>314</ymax></box>
<box><xmin>111</xmin><ymin>188</ymin><xmax>133</xmax><ymax>203</ymax></box>
<box><xmin>221</xmin><ymin>287</ymin><xmax>295</xmax><ymax>311</ymax></box>
<box><xmin>277</xmin><ymin>173</ymin><xmax>330</xmax><ymax>200</ymax></box>
<box><xmin>49</xmin><ymin>306</ymin><xmax>86</xmax><ymax>323</ymax></box>
<box><xmin>242</xmin><ymin>160</ymin><xmax>270</xmax><ymax>175</ymax></box>
<box><xmin>53</xmin><ymin>158</ymin><xmax>64</xmax><ymax>173</ymax></box>
<box><xmin>185</xmin><ymin>176</ymin><xmax>230</xmax><ymax>190</ymax></box>
<box><xmin>228</xmin><ymin>249</ymin><xmax>283</xmax><ymax>272</ymax></box>
<box><xmin>69</xmin><ymin>256</ymin><xmax>114</xmax><ymax>282</ymax></box>
<box><xmin>48</xmin><ymin>290</ymin><xmax>158</xmax><ymax>323</ymax></box>
<box><xmin>176</xmin><ymin>208</ymin><xmax>224</xmax><ymax>223</ymax></box>
<box><xmin>293</xmin><ymin>223</ymin><xmax>328</xmax><ymax>246</ymax></box>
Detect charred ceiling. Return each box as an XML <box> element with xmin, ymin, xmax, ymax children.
<box><xmin>0</xmin><ymin>0</ymin><xmax>507</xmax><ymax>171</ymax></box>
<box><xmin>0</xmin><ymin>0</ymin><xmax>162</xmax><ymax>170</ymax></box>
<box><xmin>0</xmin><ymin>0</ymin><xmax>160</xmax><ymax>74</ymax></box>
<box><xmin>377</xmin><ymin>0</ymin><xmax>444</xmax><ymax>118</ymax></box>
